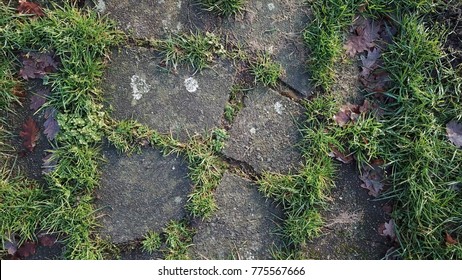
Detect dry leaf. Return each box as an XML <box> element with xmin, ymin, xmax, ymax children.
<box><xmin>446</xmin><ymin>120</ymin><xmax>462</xmax><ymax>148</ymax></box>
<box><xmin>17</xmin><ymin>1</ymin><xmax>45</xmax><ymax>17</ymax></box>
<box><xmin>20</xmin><ymin>117</ymin><xmax>40</xmax><ymax>152</ymax></box>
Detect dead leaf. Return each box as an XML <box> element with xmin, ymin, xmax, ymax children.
<box><xmin>20</xmin><ymin>117</ymin><xmax>40</xmax><ymax>152</ymax></box>
<box><xmin>379</xmin><ymin>219</ymin><xmax>396</xmax><ymax>239</ymax></box>
<box><xmin>445</xmin><ymin>232</ymin><xmax>458</xmax><ymax>245</ymax></box>
<box><xmin>328</xmin><ymin>145</ymin><xmax>354</xmax><ymax>163</ymax></box>
<box><xmin>19</xmin><ymin>52</ymin><xmax>58</xmax><ymax>80</ymax></box>
<box><xmin>446</xmin><ymin>120</ymin><xmax>462</xmax><ymax>148</ymax></box>
<box><xmin>30</xmin><ymin>88</ymin><xmax>50</xmax><ymax>111</ymax></box>
<box><xmin>344</xmin><ymin>18</ymin><xmax>381</xmax><ymax>57</ymax></box>
<box><xmin>3</xmin><ymin>239</ymin><xmax>18</xmax><ymax>255</ymax></box>
<box><xmin>43</xmin><ymin>108</ymin><xmax>59</xmax><ymax>140</ymax></box>
<box><xmin>17</xmin><ymin>1</ymin><xmax>45</xmax><ymax>17</ymax></box>
<box><xmin>360</xmin><ymin>48</ymin><xmax>381</xmax><ymax>78</ymax></box>
<box><xmin>38</xmin><ymin>234</ymin><xmax>56</xmax><ymax>247</ymax></box>
<box><xmin>359</xmin><ymin>163</ymin><xmax>384</xmax><ymax>197</ymax></box>
<box><xmin>16</xmin><ymin>241</ymin><xmax>36</xmax><ymax>258</ymax></box>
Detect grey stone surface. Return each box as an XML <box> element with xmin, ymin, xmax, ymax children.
<box><xmin>221</xmin><ymin>0</ymin><xmax>311</xmax><ymax>96</ymax></box>
<box><xmin>102</xmin><ymin>0</ymin><xmax>219</xmax><ymax>39</ymax></box>
<box><xmin>191</xmin><ymin>172</ymin><xmax>283</xmax><ymax>260</ymax></box>
<box><xmin>103</xmin><ymin>47</ymin><xmax>233</xmax><ymax>141</ymax></box>
<box><xmin>223</xmin><ymin>87</ymin><xmax>304</xmax><ymax>174</ymax></box>
<box><xmin>95</xmin><ymin>147</ymin><xmax>191</xmax><ymax>244</ymax></box>
<box><xmin>302</xmin><ymin>163</ymin><xmax>389</xmax><ymax>259</ymax></box>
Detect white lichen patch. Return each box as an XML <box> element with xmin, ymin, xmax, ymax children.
<box><xmin>184</xmin><ymin>77</ymin><xmax>199</xmax><ymax>93</ymax></box>
<box><xmin>250</xmin><ymin>127</ymin><xmax>257</xmax><ymax>135</ymax></box>
<box><xmin>274</xmin><ymin>102</ymin><xmax>284</xmax><ymax>114</ymax></box>
<box><xmin>130</xmin><ymin>75</ymin><xmax>151</xmax><ymax>101</ymax></box>
<box><xmin>95</xmin><ymin>0</ymin><xmax>106</xmax><ymax>13</ymax></box>
<box><xmin>267</xmin><ymin>3</ymin><xmax>275</xmax><ymax>11</ymax></box>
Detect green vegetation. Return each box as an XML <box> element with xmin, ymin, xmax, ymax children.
<box><xmin>163</xmin><ymin>220</ymin><xmax>194</xmax><ymax>260</ymax></box>
<box><xmin>303</xmin><ymin>0</ymin><xmax>357</xmax><ymax>90</ymax></box>
<box><xmin>199</xmin><ymin>0</ymin><xmax>246</xmax><ymax>16</ymax></box>
<box><xmin>184</xmin><ymin>130</ymin><xmax>228</xmax><ymax>219</ymax></box>
<box><xmin>142</xmin><ymin>231</ymin><xmax>162</xmax><ymax>254</ymax></box>
<box><xmin>0</xmin><ymin>3</ymin><xmax>122</xmax><ymax>259</ymax></box>
<box><xmin>153</xmin><ymin>32</ymin><xmax>226</xmax><ymax>71</ymax></box>
<box><xmin>249</xmin><ymin>51</ymin><xmax>284</xmax><ymax>87</ymax></box>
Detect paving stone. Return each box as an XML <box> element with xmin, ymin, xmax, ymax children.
<box><xmin>103</xmin><ymin>47</ymin><xmax>233</xmax><ymax>141</ymax></box>
<box><xmin>221</xmin><ymin>0</ymin><xmax>311</xmax><ymax>96</ymax></box>
<box><xmin>223</xmin><ymin>87</ymin><xmax>304</xmax><ymax>174</ymax></box>
<box><xmin>302</xmin><ymin>163</ymin><xmax>390</xmax><ymax>259</ymax></box>
<box><xmin>191</xmin><ymin>172</ymin><xmax>283</xmax><ymax>260</ymax></box>
<box><xmin>95</xmin><ymin>147</ymin><xmax>191</xmax><ymax>244</ymax></box>
<box><xmin>101</xmin><ymin>0</ymin><xmax>219</xmax><ymax>39</ymax></box>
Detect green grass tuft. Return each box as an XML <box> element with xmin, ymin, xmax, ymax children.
<box><xmin>163</xmin><ymin>221</ymin><xmax>194</xmax><ymax>260</ymax></box>
<box><xmin>198</xmin><ymin>0</ymin><xmax>246</xmax><ymax>16</ymax></box>
<box><xmin>249</xmin><ymin>51</ymin><xmax>283</xmax><ymax>87</ymax></box>
<box><xmin>142</xmin><ymin>231</ymin><xmax>162</xmax><ymax>254</ymax></box>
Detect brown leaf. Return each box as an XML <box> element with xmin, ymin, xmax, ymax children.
<box><xmin>17</xmin><ymin>1</ymin><xmax>45</xmax><ymax>17</ymax></box>
<box><xmin>328</xmin><ymin>145</ymin><xmax>353</xmax><ymax>164</ymax></box>
<box><xmin>446</xmin><ymin>120</ymin><xmax>462</xmax><ymax>148</ymax></box>
<box><xmin>360</xmin><ymin>48</ymin><xmax>381</xmax><ymax>78</ymax></box>
<box><xmin>19</xmin><ymin>52</ymin><xmax>58</xmax><ymax>80</ymax></box>
<box><xmin>445</xmin><ymin>233</ymin><xmax>458</xmax><ymax>245</ymax></box>
<box><xmin>359</xmin><ymin>163</ymin><xmax>384</xmax><ymax>197</ymax></box>
<box><xmin>344</xmin><ymin>18</ymin><xmax>381</xmax><ymax>57</ymax></box>
<box><xmin>38</xmin><ymin>234</ymin><xmax>56</xmax><ymax>247</ymax></box>
<box><xmin>16</xmin><ymin>241</ymin><xmax>36</xmax><ymax>258</ymax></box>
<box><xmin>43</xmin><ymin>108</ymin><xmax>59</xmax><ymax>140</ymax></box>
<box><xmin>30</xmin><ymin>88</ymin><xmax>50</xmax><ymax>111</ymax></box>
<box><xmin>19</xmin><ymin>117</ymin><xmax>40</xmax><ymax>152</ymax></box>
<box><xmin>379</xmin><ymin>219</ymin><xmax>396</xmax><ymax>239</ymax></box>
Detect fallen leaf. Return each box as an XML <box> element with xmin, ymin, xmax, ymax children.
<box><xmin>344</xmin><ymin>18</ymin><xmax>381</xmax><ymax>57</ymax></box>
<box><xmin>328</xmin><ymin>145</ymin><xmax>353</xmax><ymax>164</ymax></box>
<box><xmin>359</xmin><ymin>163</ymin><xmax>384</xmax><ymax>197</ymax></box>
<box><xmin>43</xmin><ymin>108</ymin><xmax>59</xmax><ymax>140</ymax></box>
<box><xmin>333</xmin><ymin>103</ymin><xmax>360</xmax><ymax>127</ymax></box>
<box><xmin>3</xmin><ymin>239</ymin><xmax>18</xmax><ymax>255</ymax></box>
<box><xmin>30</xmin><ymin>88</ymin><xmax>50</xmax><ymax>111</ymax></box>
<box><xmin>382</xmin><ymin>203</ymin><xmax>393</xmax><ymax>215</ymax></box>
<box><xmin>16</xmin><ymin>241</ymin><xmax>36</xmax><ymax>258</ymax></box>
<box><xmin>446</xmin><ymin>120</ymin><xmax>462</xmax><ymax>148</ymax></box>
<box><xmin>38</xmin><ymin>234</ymin><xmax>56</xmax><ymax>247</ymax></box>
<box><xmin>19</xmin><ymin>52</ymin><xmax>58</xmax><ymax>80</ymax></box>
<box><xmin>445</xmin><ymin>232</ymin><xmax>458</xmax><ymax>245</ymax></box>
<box><xmin>17</xmin><ymin>1</ymin><xmax>45</xmax><ymax>17</ymax></box>
<box><xmin>20</xmin><ymin>117</ymin><xmax>40</xmax><ymax>152</ymax></box>
<box><xmin>360</xmin><ymin>48</ymin><xmax>381</xmax><ymax>78</ymax></box>
<box><xmin>379</xmin><ymin>219</ymin><xmax>396</xmax><ymax>239</ymax></box>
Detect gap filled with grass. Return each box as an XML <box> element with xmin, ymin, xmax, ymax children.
<box><xmin>302</xmin><ymin>0</ymin><xmax>462</xmax><ymax>259</ymax></box>
<box><xmin>0</xmin><ymin>3</ymin><xmax>122</xmax><ymax>259</ymax></box>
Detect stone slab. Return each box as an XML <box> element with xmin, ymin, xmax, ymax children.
<box><xmin>95</xmin><ymin>147</ymin><xmax>191</xmax><ymax>244</ymax></box>
<box><xmin>223</xmin><ymin>87</ymin><xmax>304</xmax><ymax>174</ymax></box>
<box><xmin>221</xmin><ymin>0</ymin><xmax>311</xmax><ymax>96</ymax></box>
<box><xmin>191</xmin><ymin>172</ymin><xmax>283</xmax><ymax>260</ymax></box>
<box><xmin>103</xmin><ymin>47</ymin><xmax>233</xmax><ymax>141</ymax></box>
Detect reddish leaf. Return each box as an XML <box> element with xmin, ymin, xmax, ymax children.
<box><xmin>17</xmin><ymin>1</ymin><xmax>45</xmax><ymax>17</ymax></box>
<box><xmin>16</xmin><ymin>241</ymin><xmax>36</xmax><ymax>258</ymax></box>
<box><xmin>44</xmin><ymin>108</ymin><xmax>59</xmax><ymax>140</ymax></box>
<box><xmin>19</xmin><ymin>117</ymin><xmax>40</xmax><ymax>152</ymax></box>
<box><xmin>446</xmin><ymin>120</ymin><xmax>462</xmax><ymax>148</ymax></box>
<box><xmin>333</xmin><ymin>103</ymin><xmax>364</xmax><ymax>127</ymax></box>
<box><xmin>445</xmin><ymin>233</ymin><xmax>458</xmax><ymax>245</ymax></box>
<box><xmin>379</xmin><ymin>219</ymin><xmax>396</xmax><ymax>239</ymax></box>
<box><xmin>344</xmin><ymin>18</ymin><xmax>381</xmax><ymax>57</ymax></box>
<box><xmin>38</xmin><ymin>234</ymin><xmax>56</xmax><ymax>247</ymax></box>
<box><xmin>19</xmin><ymin>52</ymin><xmax>58</xmax><ymax>80</ymax></box>
<box><xmin>30</xmin><ymin>88</ymin><xmax>50</xmax><ymax>111</ymax></box>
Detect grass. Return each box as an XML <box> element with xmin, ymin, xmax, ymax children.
<box><xmin>163</xmin><ymin>220</ymin><xmax>194</xmax><ymax>260</ymax></box>
<box><xmin>0</xmin><ymin>3</ymin><xmax>122</xmax><ymax>259</ymax></box>
<box><xmin>301</xmin><ymin>0</ymin><xmax>462</xmax><ymax>259</ymax></box>
<box><xmin>153</xmin><ymin>32</ymin><xmax>226</xmax><ymax>72</ymax></box>
<box><xmin>141</xmin><ymin>231</ymin><xmax>162</xmax><ymax>254</ymax></box>
<box><xmin>249</xmin><ymin>51</ymin><xmax>284</xmax><ymax>88</ymax></box>
<box><xmin>198</xmin><ymin>0</ymin><xmax>246</xmax><ymax>16</ymax></box>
